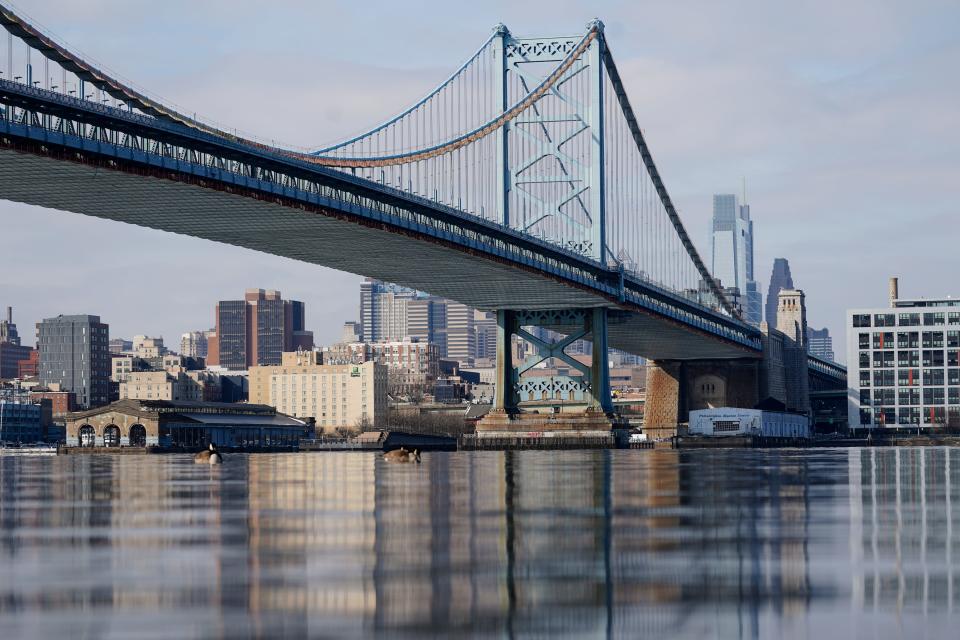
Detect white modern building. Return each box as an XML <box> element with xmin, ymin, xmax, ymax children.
<box><xmin>709</xmin><ymin>193</ymin><xmax>762</xmax><ymax>325</ymax></box>
<box><xmin>847</xmin><ymin>278</ymin><xmax>960</xmax><ymax>429</ymax></box>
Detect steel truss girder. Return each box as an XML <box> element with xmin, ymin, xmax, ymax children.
<box><xmin>493</xmin><ymin>308</ymin><xmax>613</xmax><ymax>413</ymax></box>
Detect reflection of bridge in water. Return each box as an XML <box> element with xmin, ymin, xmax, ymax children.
<box><xmin>0</xmin><ymin>452</ymin><xmax>817</xmax><ymax>637</ymax></box>
<box><xmin>4</xmin><ymin>450</ymin><xmax>960</xmax><ymax>635</ymax></box>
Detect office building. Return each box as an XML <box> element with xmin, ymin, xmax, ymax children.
<box><xmin>710</xmin><ymin>194</ymin><xmax>761</xmax><ymax>326</ymax></box>
<box><xmin>807</xmin><ymin>327</ymin><xmax>835</xmax><ymax>362</ymax></box>
<box><xmin>180</xmin><ymin>331</ymin><xmax>209</xmax><ymax>358</ymax></box>
<box><xmin>37</xmin><ymin>314</ymin><xmax>110</xmax><ymax>409</ymax></box>
<box><xmin>0</xmin><ymin>306</ymin><xmax>33</xmax><ymax>378</ymax></box>
<box><xmin>207</xmin><ymin>289</ymin><xmax>314</xmax><ymax>370</ymax></box>
<box><xmin>766</xmin><ymin>258</ymin><xmax>795</xmax><ymax>330</ymax></box>
<box><xmin>249</xmin><ymin>351</ymin><xmax>388</xmax><ymax>431</ymax></box>
<box><xmin>848</xmin><ymin>278</ymin><xmax>960</xmax><ymax>430</ymax></box>
<box><xmin>446</xmin><ymin>302</ymin><xmax>476</xmax><ymax>367</ymax></box>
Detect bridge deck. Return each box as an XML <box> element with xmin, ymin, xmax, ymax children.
<box><xmin>1</xmin><ymin>146</ymin><xmax>757</xmax><ymax>361</ymax></box>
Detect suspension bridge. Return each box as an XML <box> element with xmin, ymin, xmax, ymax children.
<box><xmin>0</xmin><ymin>5</ymin><xmax>843</xmax><ymax>430</ymax></box>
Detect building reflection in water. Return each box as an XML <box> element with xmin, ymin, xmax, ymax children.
<box><xmin>848</xmin><ymin>447</ymin><xmax>959</xmax><ymax>618</ymax></box>
<box><xmin>0</xmin><ymin>448</ymin><xmax>957</xmax><ymax>637</ymax></box>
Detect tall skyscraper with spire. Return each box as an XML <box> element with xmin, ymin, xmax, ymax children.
<box><xmin>709</xmin><ymin>193</ymin><xmax>761</xmax><ymax>325</ymax></box>
<box><xmin>765</xmin><ymin>258</ymin><xmax>794</xmax><ymax>330</ymax></box>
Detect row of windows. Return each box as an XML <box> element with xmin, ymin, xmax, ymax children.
<box><xmin>853</xmin><ymin>312</ymin><xmax>960</xmax><ymax>328</ymax></box>
<box><xmin>858</xmin><ymin>331</ymin><xmax>960</xmax><ymax>349</ymax></box>
<box><xmin>860</xmin><ymin>351</ymin><xmax>960</xmax><ymax>368</ymax></box>
<box><xmin>861</xmin><ymin>387</ymin><xmax>960</xmax><ymax>406</ymax></box>
<box><xmin>860</xmin><ymin>368</ymin><xmax>960</xmax><ymax>387</ymax></box>
<box><xmin>861</xmin><ymin>407</ymin><xmax>960</xmax><ymax>425</ymax></box>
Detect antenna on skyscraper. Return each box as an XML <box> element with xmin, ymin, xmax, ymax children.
<box><xmin>742</xmin><ymin>176</ymin><xmax>747</xmax><ymax>203</ymax></box>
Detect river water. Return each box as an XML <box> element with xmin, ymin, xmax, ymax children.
<box><xmin>0</xmin><ymin>448</ymin><xmax>955</xmax><ymax>638</ymax></box>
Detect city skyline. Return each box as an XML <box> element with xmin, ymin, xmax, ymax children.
<box><xmin>2</xmin><ymin>0</ymin><xmax>958</xmax><ymax>362</ymax></box>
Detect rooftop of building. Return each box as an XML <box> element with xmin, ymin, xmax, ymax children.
<box><xmin>67</xmin><ymin>398</ymin><xmax>280</xmax><ymax>420</ymax></box>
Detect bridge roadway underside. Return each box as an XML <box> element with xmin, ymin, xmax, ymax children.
<box><xmin>0</xmin><ymin>148</ymin><xmax>755</xmax><ymax>361</ymax></box>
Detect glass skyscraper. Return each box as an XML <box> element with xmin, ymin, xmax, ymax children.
<box><xmin>710</xmin><ymin>194</ymin><xmax>761</xmax><ymax>325</ymax></box>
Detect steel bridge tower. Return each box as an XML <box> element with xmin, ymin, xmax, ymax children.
<box><xmin>484</xmin><ymin>22</ymin><xmax>616</xmax><ymax>430</ymax></box>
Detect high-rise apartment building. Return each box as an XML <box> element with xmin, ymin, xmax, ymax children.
<box><xmin>766</xmin><ymin>258</ymin><xmax>794</xmax><ymax>330</ymax></box>
<box><xmin>848</xmin><ymin>278</ymin><xmax>960</xmax><ymax>429</ymax></box>
<box><xmin>710</xmin><ymin>194</ymin><xmax>761</xmax><ymax>325</ymax></box>
<box><xmin>0</xmin><ymin>306</ymin><xmax>32</xmax><ymax>378</ymax></box>
<box><xmin>180</xmin><ymin>331</ymin><xmax>208</xmax><ymax>358</ymax></box>
<box><xmin>37</xmin><ymin>314</ymin><xmax>111</xmax><ymax>408</ymax></box>
<box><xmin>806</xmin><ymin>327</ymin><xmax>835</xmax><ymax>362</ymax></box>
<box><xmin>207</xmin><ymin>289</ymin><xmax>313</xmax><ymax>370</ymax></box>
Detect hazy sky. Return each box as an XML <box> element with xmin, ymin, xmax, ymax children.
<box><xmin>1</xmin><ymin>0</ymin><xmax>958</xmax><ymax>361</ymax></box>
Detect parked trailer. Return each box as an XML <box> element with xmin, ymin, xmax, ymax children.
<box><xmin>689</xmin><ymin>408</ymin><xmax>811</xmax><ymax>439</ymax></box>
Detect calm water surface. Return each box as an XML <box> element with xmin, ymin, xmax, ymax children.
<box><xmin>0</xmin><ymin>448</ymin><xmax>956</xmax><ymax>638</ymax></box>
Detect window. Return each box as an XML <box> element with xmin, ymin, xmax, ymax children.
<box><xmin>898</xmin><ymin>368</ymin><xmax>919</xmax><ymax>386</ymax></box>
<box><xmin>923</xmin><ymin>350</ymin><xmax>945</xmax><ymax>367</ymax></box>
<box><xmin>860</xmin><ymin>371</ymin><xmax>871</xmax><ymax>387</ymax></box>
<box><xmin>923</xmin><ymin>369</ymin><xmax>945</xmax><ymax>386</ymax></box>
<box><xmin>948</xmin><ymin>331</ymin><xmax>960</xmax><ymax>348</ymax></box>
<box><xmin>853</xmin><ymin>314</ymin><xmax>872</xmax><ymax>328</ymax></box>
<box><xmin>949</xmin><ymin>312</ymin><xmax>960</xmax><ymax>324</ymax></box>
<box><xmin>873</xmin><ymin>332</ymin><xmax>894</xmax><ymax>349</ymax></box>
<box><xmin>923</xmin><ymin>388</ymin><xmax>945</xmax><ymax>405</ymax></box>
<box><xmin>950</xmin><ymin>388</ymin><xmax>960</xmax><ymax>405</ymax></box>
<box><xmin>899</xmin><ymin>313</ymin><xmax>921</xmax><ymax>326</ymax></box>
<box><xmin>873</xmin><ymin>369</ymin><xmax>895</xmax><ymax>387</ymax></box>
<box><xmin>872</xmin><ymin>351</ymin><xmax>894</xmax><ymax>368</ymax></box>
<box><xmin>898</xmin><ymin>332</ymin><xmax>919</xmax><ymax>349</ymax></box>
<box><xmin>874</xmin><ymin>314</ymin><xmax>895</xmax><ymax>327</ymax></box>
<box><xmin>924</xmin><ymin>312</ymin><xmax>946</xmax><ymax>326</ymax></box>
<box><xmin>899</xmin><ymin>388</ymin><xmax>920</xmax><ymax>406</ymax></box>
<box><xmin>949</xmin><ymin>369</ymin><xmax>960</xmax><ymax>385</ymax></box>
<box><xmin>923</xmin><ymin>332</ymin><xmax>945</xmax><ymax>348</ymax></box>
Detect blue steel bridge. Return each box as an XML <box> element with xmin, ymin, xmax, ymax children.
<box><xmin>0</xmin><ymin>6</ymin><xmax>842</xmax><ymax>420</ymax></box>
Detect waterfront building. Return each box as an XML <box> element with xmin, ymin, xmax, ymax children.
<box><xmin>765</xmin><ymin>258</ymin><xmax>794</xmax><ymax>330</ymax></box>
<box><xmin>64</xmin><ymin>399</ymin><xmax>309</xmax><ymax>448</ymax></box>
<box><xmin>207</xmin><ymin>289</ymin><xmax>314</xmax><ymax>370</ymax></box>
<box><xmin>37</xmin><ymin>314</ymin><xmax>110</xmax><ymax>409</ymax></box>
<box><xmin>249</xmin><ymin>351</ymin><xmax>388</xmax><ymax>432</ymax></box>
<box><xmin>0</xmin><ymin>390</ymin><xmax>45</xmax><ymax>442</ymax></box>
<box><xmin>847</xmin><ymin>278</ymin><xmax>960</xmax><ymax>430</ymax></box>
<box><xmin>179</xmin><ymin>330</ymin><xmax>208</xmax><ymax>358</ymax></box>
<box><xmin>709</xmin><ymin>194</ymin><xmax>761</xmax><ymax>326</ymax></box>
<box><xmin>807</xmin><ymin>327</ymin><xmax>835</xmax><ymax>362</ymax></box>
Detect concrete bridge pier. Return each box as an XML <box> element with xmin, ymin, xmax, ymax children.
<box><xmin>644</xmin><ymin>359</ymin><xmax>762</xmax><ymax>439</ymax></box>
<box><xmin>477</xmin><ymin>307</ymin><xmax>618</xmax><ymax>433</ymax></box>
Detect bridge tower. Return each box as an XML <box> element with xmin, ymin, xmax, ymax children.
<box><xmin>480</xmin><ymin>22</ymin><xmax>617</xmax><ymax>434</ymax></box>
